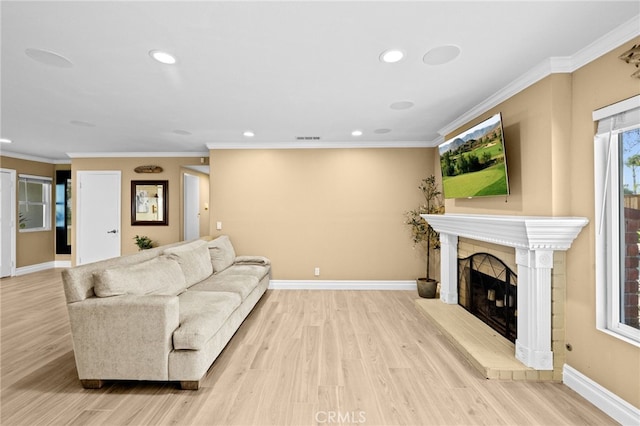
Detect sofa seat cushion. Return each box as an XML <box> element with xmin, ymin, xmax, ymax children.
<box><xmin>93</xmin><ymin>255</ymin><xmax>186</xmax><ymax>297</ymax></box>
<box><xmin>164</xmin><ymin>240</ymin><xmax>213</xmax><ymax>286</ymax></box>
<box><xmin>208</xmin><ymin>235</ymin><xmax>236</xmax><ymax>272</ymax></box>
<box><xmin>188</xmin><ymin>274</ymin><xmax>259</xmax><ymax>301</ymax></box>
<box><xmin>173</xmin><ymin>291</ymin><xmax>241</xmax><ymax>350</ymax></box>
<box><xmin>217</xmin><ymin>264</ymin><xmax>270</xmax><ymax>282</ymax></box>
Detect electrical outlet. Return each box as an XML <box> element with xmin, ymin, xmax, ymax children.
<box><xmin>314</xmin><ymin>267</ymin><xmax>320</xmax><ymax>276</ymax></box>
<box><xmin>216</xmin><ymin>221</ymin><xmax>222</xmax><ymax>230</ymax></box>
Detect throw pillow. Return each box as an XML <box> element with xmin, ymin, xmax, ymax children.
<box><xmin>94</xmin><ymin>255</ymin><xmax>186</xmax><ymax>297</ymax></box>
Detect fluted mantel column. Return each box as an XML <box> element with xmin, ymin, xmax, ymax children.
<box><xmin>438</xmin><ymin>233</ymin><xmax>458</xmax><ymax>304</ymax></box>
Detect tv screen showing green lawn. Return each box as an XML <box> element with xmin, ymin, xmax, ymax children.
<box><xmin>438</xmin><ymin>113</ymin><xmax>509</xmax><ymax>199</ymax></box>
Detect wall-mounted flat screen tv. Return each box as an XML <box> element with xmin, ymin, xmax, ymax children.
<box><xmin>438</xmin><ymin>112</ymin><xmax>509</xmax><ymax>199</ymax></box>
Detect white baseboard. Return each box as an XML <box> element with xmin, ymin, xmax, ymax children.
<box><xmin>15</xmin><ymin>260</ymin><xmax>70</xmax><ymax>276</ymax></box>
<box><xmin>563</xmin><ymin>364</ymin><xmax>640</xmax><ymax>425</ymax></box>
<box><xmin>15</xmin><ymin>261</ymin><xmax>56</xmax><ymax>276</ymax></box>
<box><xmin>269</xmin><ymin>280</ymin><xmax>417</xmax><ymax>290</ymax></box>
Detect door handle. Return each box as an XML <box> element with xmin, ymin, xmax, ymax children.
<box><xmin>107</xmin><ymin>229</ymin><xmax>118</xmax><ymax>234</ymax></box>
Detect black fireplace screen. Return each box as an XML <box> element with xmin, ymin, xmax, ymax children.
<box><xmin>458</xmin><ymin>253</ymin><xmax>518</xmax><ymax>343</ymax></box>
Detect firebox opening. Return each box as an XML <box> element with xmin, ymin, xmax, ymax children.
<box><xmin>458</xmin><ymin>253</ymin><xmax>518</xmax><ymax>343</ymax></box>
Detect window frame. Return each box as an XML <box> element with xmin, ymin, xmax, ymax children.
<box><xmin>594</xmin><ymin>96</ymin><xmax>640</xmax><ymax>347</ymax></box>
<box><xmin>18</xmin><ymin>174</ymin><xmax>52</xmax><ymax>233</ymax></box>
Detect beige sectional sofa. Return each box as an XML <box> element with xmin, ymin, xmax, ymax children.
<box><xmin>61</xmin><ymin>235</ymin><xmax>270</xmax><ymax>390</ymax></box>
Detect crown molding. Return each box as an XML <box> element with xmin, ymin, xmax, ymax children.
<box><xmin>572</xmin><ymin>14</ymin><xmax>640</xmax><ymax>71</ymax></box>
<box><xmin>425</xmin><ymin>134</ymin><xmax>445</xmax><ymax>148</ymax></box>
<box><xmin>548</xmin><ymin>56</ymin><xmax>574</xmax><ymax>73</ymax></box>
<box><xmin>438</xmin><ymin>58</ymin><xmax>556</xmax><ymax>137</ymax></box>
<box><xmin>206</xmin><ymin>140</ymin><xmax>431</xmax><ymax>150</ymax></box>
<box><xmin>0</xmin><ymin>150</ymin><xmax>70</xmax><ymax>164</ymax></box>
<box><xmin>66</xmin><ymin>151</ymin><xmax>209</xmax><ymax>158</ymax></box>
<box><xmin>439</xmin><ymin>15</ymin><xmax>640</xmax><ymax>138</ymax></box>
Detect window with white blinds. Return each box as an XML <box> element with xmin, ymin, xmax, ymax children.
<box><xmin>18</xmin><ymin>174</ymin><xmax>52</xmax><ymax>232</ymax></box>
<box><xmin>594</xmin><ymin>95</ymin><xmax>640</xmax><ymax>345</ymax></box>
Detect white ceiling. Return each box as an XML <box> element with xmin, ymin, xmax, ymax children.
<box><xmin>1</xmin><ymin>1</ymin><xmax>639</xmax><ymax>162</ymax></box>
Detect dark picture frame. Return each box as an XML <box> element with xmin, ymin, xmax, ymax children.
<box><xmin>131</xmin><ymin>180</ymin><xmax>168</xmax><ymax>226</ymax></box>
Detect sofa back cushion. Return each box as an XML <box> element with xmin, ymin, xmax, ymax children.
<box><xmin>164</xmin><ymin>239</ymin><xmax>213</xmax><ymax>286</ymax></box>
<box><xmin>62</xmin><ymin>244</ymin><xmax>179</xmax><ymax>303</ymax></box>
<box><xmin>93</xmin><ymin>255</ymin><xmax>186</xmax><ymax>297</ymax></box>
<box><xmin>208</xmin><ymin>235</ymin><xmax>236</xmax><ymax>272</ymax></box>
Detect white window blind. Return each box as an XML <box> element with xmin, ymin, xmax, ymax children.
<box><xmin>18</xmin><ymin>174</ymin><xmax>52</xmax><ymax>232</ymax></box>
<box><xmin>594</xmin><ymin>94</ymin><xmax>640</xmax><ymax>346</ymax></box>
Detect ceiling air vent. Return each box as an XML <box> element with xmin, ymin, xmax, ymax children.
<box><xmin>295</xmin><ymin>136</ymin><xmax>321</xmax><ymax>141</ymax></box>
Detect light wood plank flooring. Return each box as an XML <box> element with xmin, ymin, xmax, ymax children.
<box><xmin>1</xmin><ymin>269</ymin><xmax>615</xmax><ymax>425</ymax></box>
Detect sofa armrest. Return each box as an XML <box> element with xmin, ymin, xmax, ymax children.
<box><xmin>67</xmin><ymin>295</ymin><xmax>179</xmax><ymax>381</ymax></box>
<box><xmin>234</xmin><ymin>255</ymin><xmax>270</xmax><ymax>266</ymax></box>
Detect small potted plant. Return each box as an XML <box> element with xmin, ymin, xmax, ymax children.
<box><xmin>133</xmin><ymin>235</ymin><xmax>154</xmax><ymax>250</ymax></box>
<box><xmin>404</xmin><ymin>175</ymin><xmax>444</xmax><ymax>298</ymax></box>
<box><xmin>18</xmin><ymin>212</ymin><xmax>27</xmax><ymax>229</ymax></box>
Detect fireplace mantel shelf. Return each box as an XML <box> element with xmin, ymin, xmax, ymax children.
<box><xmin>421</xmin><ymin>213</ymin><xmax>588</xmax><ymax>251</ymax></box>
<box><xmin>419</xmin><ymin>213</ymin><xmax>588</xmax><ymax>371</ymax></box>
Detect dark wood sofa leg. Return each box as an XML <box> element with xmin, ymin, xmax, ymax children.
<box><xmin>180</xmin><ymin>380</ymin><xmax>200</xmax><ymax>390</ymax></box>
<box><xmin>80</xmin><ymin>379</ymin><xmax>104</xmax><ymax>389</ymax></box>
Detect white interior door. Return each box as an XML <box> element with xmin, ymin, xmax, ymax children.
<box><xmin>0</xmin><ymin>169</ymin><xmax>16</xmax><ymax>277</ymax></box>
<box><xmin>184</xmin><ymin>173</ymin><xmax>200</xmax><ymax>241</ymax></box>
<box><xmin>77</xmin><ymin>171</ymin><xmax>121</xmax><ymax>265</ymax></box>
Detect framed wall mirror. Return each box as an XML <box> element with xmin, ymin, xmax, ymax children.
<box><xmin>131</xmin><ymin>180</ymin><xmax>168</xmax><ymax>226</ymax></box>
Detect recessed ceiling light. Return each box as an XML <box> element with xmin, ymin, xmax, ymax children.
<box><xmin>70</xmin><ymin>120</ymin><xmax>96</xmax><ymax>127</ymax></box>
<box><xmin>243</xmin><ymin>131</ymin><xmax>255</xmax><ymax>137</ymax></box>
<box><xmin>374</xmin><ymin>128</ymin><xmax>391</xmax><ymax>134</ymax></box>
<box><xmin>423</xmin><ymin>45</ymin><xmax>461</xmax><ymax>65</ymax></box>
<box><xmin>352</xmin><ymin>130</ymin><xmax>363</xmax><ymax>137</ymax></box>
<box><xmin>0</xmin><ymin>138</ymin><xmax>12</xmax><ymax>144</ymax></box>
<box><xmin>25</xmin><ymin>48</ymin><xmax>73</xmax><ymax>68</ymax></box>
<box><xmin>172</xmin><ymin>129</ymin><xmax>192</xmax><ymax>136</ymax></box>
<box><xmin>390</xmin><ymin>101</ymin><xmax>414</xmax><ymax>110</ymax></box>
<box><xmin>380</xmin><ymin>49</ymin><xmax>405</xmax><ymax>63</ymax></box>
<box><xmin>149</xmin><ymin>50</ymin><xmax>177</xmax><ymax>65</ymax></box>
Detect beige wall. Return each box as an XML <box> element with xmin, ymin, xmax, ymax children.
<box><xmin>71</xmin><ymin>157</ymin><xmax>209</xmax><ymax>258</ymax></box>
<box><xmin>0</xmin><ymin>156</ymin><xmax>55</xmax><ymax>268</ymax></box>
<box><xmin>209</xmin><ymin>148</ymin><xmax>435</xmax><ymax>280</ymax></box>
<box><xmin>444</xmin><ymin>76</ymin><xmax>560</xmax><ymax>215</ymax></box>
<box><xmin>566</xmin><ymin>38</ymin><xmax>640</xmax><ymax>407</ymax></box>
<box><xmin>443</xmin><ymin>38</ymin><xmax>640</xmax><ymax>407</ymax></box>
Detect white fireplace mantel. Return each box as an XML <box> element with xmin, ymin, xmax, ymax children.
<box><xmin>420</xmin><ymin>213</ymin><xmax>588</xmax><ymax>370</ymax></box>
